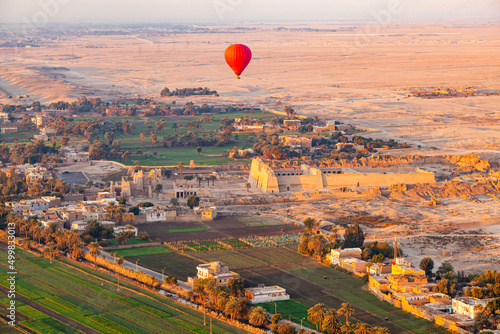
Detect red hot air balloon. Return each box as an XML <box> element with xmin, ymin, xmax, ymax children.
<box><xmin>224</xmin><ymin>44</ymin><xmax>252</xmax><ymax>79</ymax></box>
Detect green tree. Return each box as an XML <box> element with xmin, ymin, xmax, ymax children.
<box><xmin>248</xmin><ymin>306</ymin><xmax>269</xmax><ymax>327</ymax></box>
<box><xmin>322</xmin><ymin>308</ymin><xmax>341</xmax><ymax>334</ymax></box>
<box><xmin>187</xmin><ymin>196</ymin><xmax>200</xmax><ymax>209</ymax></box>
<box><xmin>88</xmin><ymin>242</ymin><xmax>101</xmax><ymax>268</ymax></box>
<box><xmin>437</xmin><ymin>262</ymin><xmax>454</xmax><ymax>277</ymax></box>
<box><xmin>337</xmin><ymin>302</ymin><xmax>354</xmax><ymax>326</ymax></box>
<box><xmin>177</xmin><ymin>161</ymin><xmax>184</xmax><ymax>179</ymax></box>
<box><xmin>343</xmin><ymin>222</ymin><xmax>365</xmax><ymax>248</ymax></box>
<box><xmin>372</xmin><ymin>254</ymin><xmax>384</xmax><ymax>263</ymax></box>
<box><xmin>196</xmin><ymin>146</ymin><xmax>202</xmax><ymax>155</ymax></box>
<box><xmin>420</xmin><ymin>257</ymin><xmax>434</xmax><ymax>277</ymax></box>
<box><xmin>303</xmin><ymin>217</ymin><xmax>318</xmax><ymax>230</ymax></box>
<box><xmin>308</xmin><ymin>303</ymin><xmax>327</xmax><ymax>331</ymax></box>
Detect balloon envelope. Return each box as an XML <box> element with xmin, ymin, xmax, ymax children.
<box><xmin>224</xmin><ymin>44</ymin><xmax>252</xmax><ymax>78</ymax></box>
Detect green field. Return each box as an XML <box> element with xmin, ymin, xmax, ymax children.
<box><xmin>236</xmin><ymin>216</ymin><xmax>284</xmax><ymax>226</ymax></box>
<box><xmin>113</xmin><ymin>246</ymin><xmax>173</xmax><ymax>257</ymax></box>
<box><xmin>107</xmin><ymin>238</ymin><xmax>151</xmax><ymax>246</ymax></box>
<box><xmin>99</xmin><ymin>111</ymin><xmax>274</xmax><ymax>166</ymax></box>
<box><xmin>131</xmin><ymin>246</ymin><xmax>450</xmax><ymax>334</ymax></box>
<box><xmin>168</xmin><ymin>227</ymin><xmax>206</xmax><ymax>233</ymax></box>
<box><xmin>0</xmin><ymin>246</ymin><xmax>249</xmax><ymax>334</ymax></box>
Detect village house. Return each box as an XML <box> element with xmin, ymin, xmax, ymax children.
<box><xmin>328</xmin><ymin>248</ymin><xmax>362</xmax><ymax>266</ymax></box>
<box><xmin>0</xmin><ymin>127</ymin><xmax>18</xmax><ymax>134</ymax></box>
<box><xmin>452</xmin><ymin>297</ymin><xmax>487</xmax><ymax>320</ymax></box>
<box><xmin>193</xmin><ymin>262</ymin><xmax>239</xmax><ymax>286</ymax></box>
<box><xmin>8</xmin><ymin>199</ymin><xmax>50</xmax><ymax>213</ymax></box>
<box><xmin>193</xmin><ymin>206</ymin><xmax>218</xmax><ymax>220</ymax></box>
<box><xmin>335</xmin><ymin>143</ymin><xmax>365</xmax><ymax>151</ymax></box>
<box><xmin>341</xmin><ymin>257</ymin><xmax>368</xmax><ymax>274</ymax></box>
<box><xmin>0</xmin><ymin>110</ymin><xmax>9</xmax><ymax>123</ymax></box>
<box><xmin>283</xmin><ymin>119</ymin><xmax>301</xmax><ymax>131</ymax></box>
<box><xmin>244</xmin><ymin>285</ymin><xmax>290</xmax><ymax>304</ymax></box>
<box><xmin>281</xmin><ymin>135</ymin><xmax>313</xmax><ymax>148</ymax></box>
<box><xmin>25</xmin><ymin>167</ymin><xmax>53</xmax><ymax>183</ymax></box>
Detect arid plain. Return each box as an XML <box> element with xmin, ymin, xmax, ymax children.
<box><xmin>2</xmin><ymin>23</ymin><xmax>500</xmax><ymax>272</ymax></box>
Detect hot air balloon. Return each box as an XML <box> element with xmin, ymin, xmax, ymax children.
<box><xmin>224</xmin><ymin>44</ymin><xmax>252</xmax><ymax>79</ymax></box>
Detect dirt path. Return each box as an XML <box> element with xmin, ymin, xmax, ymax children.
<box><xmin>0</xmin><ymin>285</ymin><xmax>100</xmax><ymax>334</ymax></box>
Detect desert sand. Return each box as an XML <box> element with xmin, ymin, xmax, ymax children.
<box><xmin>0</xmin><ymin>24</ymin><xmax>498</xmax><ymax>153</ymax></box>
<box><xmin>2</xmin><ymin>23</ymin><xmax>500</xmax><ymax>273</ymax></box>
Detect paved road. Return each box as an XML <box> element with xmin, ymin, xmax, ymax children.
<box><xmin>101</xmin><ymin>251</ymin><xmax>192</xmax><ymax>291</ymax></box>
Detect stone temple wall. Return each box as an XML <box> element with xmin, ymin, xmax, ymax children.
<box><xmin>248</xmin><ymin>158</ymin><xmax>435</xmax><ymax>193</ymax></box>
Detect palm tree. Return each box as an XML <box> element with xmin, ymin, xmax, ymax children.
<box><xmin>61</xmin><ymin>136</ymin><xmax>70</xmax><ymax>147</ymax></box>
<box><xmin>43</xmin><ymin>242</ymin><xmax>57</xmax><ymax>263</ymax></box>
<box><xmin>248</xmin><ymin>306</ymin><xmax>269</xmax><ymax>327</ymax></box>
<box><xmin>196</xmin><ymin>176</ymin><xmax>203</xmax><ymax>187</ymax></box>
<box><xmin>105</xmin><ymin>202</ymin><xmax>117</xmax><ymax>221</ymax></box>
<box><xmin>372</xmin><ymin>327</ymin><xmax>389</xmax><ymax>334</ymax></box>
<box><xmin>171</xmin><ymin>122</ymin><xmax>178</xmax><ymax>134</ymax></box>
<box><xmin>224</xmin><ymin>297</ymin><xmax>243</xmax><ymax>321</ymax></box>
<box><xmin>354</xmin><ymin>323</ymin><xmax>371</xmax><ymax>334</ymax></box>
<box><xmin>155</xmin><ymin>183</ymin><xmax>163</xmax><ymax>194</ymax></box>
<box><xmin>177</xmin><ymin>162</ymin><xmax>184</xmax><ymax>179</ymax></box>
<box><xmin>208</xmin><ymin>175</ymin><xmax>216</xmax><ymax>186</ymax></box>
<box><xmin>121</xmin><ymin>151</ymin><xmax>129</xmax><ymax>163</ymax></box>
<box><xmin>41</xmin><ymin>226</ymin><xmax>52</xmax><ymax>243</ymax></box>
<box><xmin>104</xmin><ymin>132</ymin><xmax>114</xmax><ymax>145</ymax></box>
<box><xmin>71</xmin><ymin>243</ymin><xmax>85</xmax><ymax>260</ymax></box>
<box><xmin>323</xmin><ymin>309</ymin><xmax>341</xmax><ymax>334</ymax></box>
<box><xmin>245</xmin><ymin>182</ymin><xmax>251</xmax><ymax>192</ymax></box>
<box><xmin>88</xmin><ymin>242</ymin><xmax>101</xmax><ymax>267</ymax></box>
<box><xmin>54</xmin><ymin>229</ymin><xmax>67</xmax><ymax>251</ymax></box>
<box><xmin>308</xmin><ymin>303</ymin><xmax>327</xmax><ymax>331</ymax></box>
<box><xmin>84</xmin><ymin>129</ymin><xmax>92</xmax><ymax>141</ymax></box>
<box><xmin>341</xmin><ymin>323</ymin><xmax>355</xmax><ymax>334</ymax></box>
<box><xmin>32</xmin><ymin>224</ymin><xmax>43</xmax><ymax>244</ymax></box>
<box><xmin>67</xmin><ymin>230</ymin><xmax>80</xmax><ymax>250</ymax></box>
<box><xmin>338</xmin><ymin>303</ymin><xmax>354</xmax><ymax>326</ymax></box>
<box><xmin>140</xmin><ymin>133</ymin><xmax>145</xmax><ymax>148</ymax></box>
<box><xmin>19</xmin><ymin>219</ymin><xmax>30</xmax><ymax>239</ymax></box>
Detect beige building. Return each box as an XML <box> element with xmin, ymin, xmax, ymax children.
<box><xmin>249</xmin><ymin>158</ymin><xmax>435</xmax><ymax>194</ymax></box>
<box><xmin>328</xmin><ymin>248</ymin><xmax>362</xmax><ymax>266</ymax></box>
<box><xmin>281</xmin><ymin>136</ymin><xmax>313</xmax><ymax>148</ymax></box>
<box><xmin>341</xmin><ymin>258</ymin><xmax>368</xmax><ymax>273</ymax></box>
<box><xmin>452</xmin><ymin>297</ymin><xmax>487</xmax><ymax>320</ymax></box>
<box><xmin>245</xmin><ymin>285</ymin><xmax>290</xmax><ymax>304</ymax></box>
<box><xmin>283</xmin><ymin>119</ymin><xmax>301</xmax><ymax>130</ymax></box>
<box><xmin>110</xmin><ymin>168</ymin><xmax>162</xmax><ymax>199</ymax></box>
<box><xmin>1</xmin><ymin>127</ymin><xmax>17</xmax><ymax>134</ymax></box>
<box><xmin>196</xmin><ymin>262</ymin><xmax>239</xmax><ymax>285</ymax></box>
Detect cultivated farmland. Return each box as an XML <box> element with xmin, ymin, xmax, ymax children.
<box><xmin>0</xmin><ymin>245</ymin><xmax>249</xmax><ymax>334</ymax></box>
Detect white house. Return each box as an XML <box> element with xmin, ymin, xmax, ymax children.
<box><xmin>328</xmin><ymin>248</ymin><xmax>362</xmax><ymax>266</ymax></box>
<box><xmin>195</xmin><ymin>262</ymin><xmax>239</xmax><ymax>285</ymax></box>
<box><xmin>71</xmin><ymin>220</ymin><xmax>88</xmax><ymax>233</ymax></box>
<box><xmin>244</xmin><ymin>285</ymin><xmax>290</xmax><ymax>304</ymax></box>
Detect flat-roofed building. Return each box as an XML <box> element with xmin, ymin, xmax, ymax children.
<box><xmin>328</xmin><ymin>248</ymin><xmax>362</xmax><ymax>266</ymax></box>
<box><xmin>341</xmin><ymin>257</ymin><xmax>368</xmax><ymax>273</ymax></box>
<box><xmin>245</xmin><ymin>285</ymin><xmax>290</xmax><ymax>304</ymax></box>
<box><xmin>452</xmin><ymin>297</ymin><xmax>487</xmax><ymax>320</ymax></box>
<box><xmin>196</xmin><ymin>262</ymin><xmax>239</xmax><ymax>285</ymax></box>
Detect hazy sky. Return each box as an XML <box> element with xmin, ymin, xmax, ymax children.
<box><xmin>0</xmin><ymin>0</ymin><xmax>499</xmax><ymax>24</ymax></box>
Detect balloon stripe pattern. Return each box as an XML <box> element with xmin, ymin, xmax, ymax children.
<box><xmin>224</xmin><ymin>44</ymin><xmax>252</xmax><ymax>78</ymax></box>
